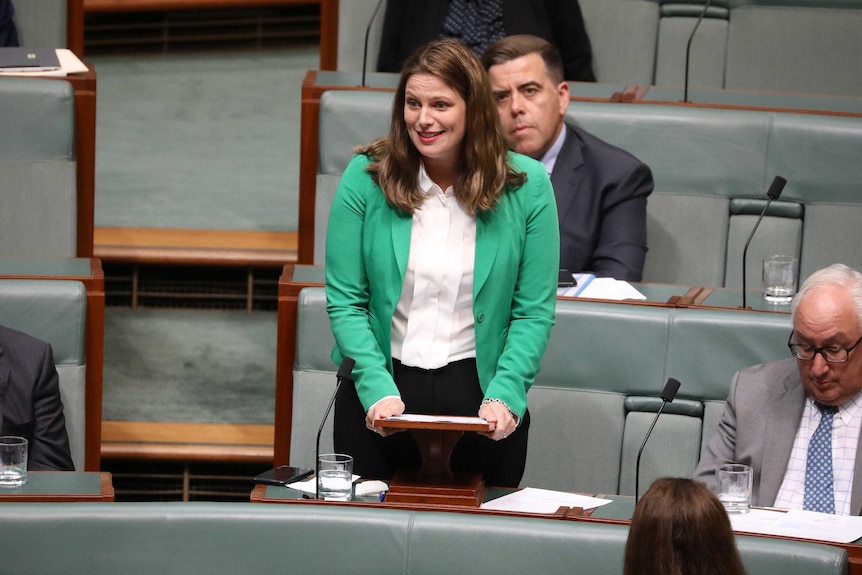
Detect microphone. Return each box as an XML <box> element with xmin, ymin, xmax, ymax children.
<box><xmin>315</xmin><ymin>357</ymin><xmax>355</xmax><ymax>499</ymax></box>
<box><xmin>682</xmin><ymin>0</ymin><xmax>712</xmax><ymax>103</ymax></box>
<box><xmin>741</xmin><ymin>176</ymin><xmax>787</xmax><ymax>309</ymax></box>
<box><xmin>361</xmin><ymin>0</ymin><xmax>385</xmax><ymax>87</ymax></box>
<box><xmin>635</xmin><ymin>378</ymin><xmax>681</xmax><ymax>504</ymax></box>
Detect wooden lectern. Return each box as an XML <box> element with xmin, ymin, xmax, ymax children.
<box><xmin>373</xmin><ymin>416</ymin><xmax>492</xmax><ymax>507</ymax></box>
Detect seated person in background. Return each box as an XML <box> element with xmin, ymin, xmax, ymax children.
<box><xmin>482</xmin><ymin>35</ymin><xmax>654</xmax><ymax>281</ymax></box>
<box><xmin>0</xmin><ymin>324</ymin><xmax>74</xmax><ymax>470</ymax></box>
<box><xmin>1</xmin><ymin>0</ymin><xmax>19</xmax><ymax>47</ymax></box>
<box><xmin>695</xmin><ymin>263</ymin><xmax>862</xmax><ymax>515</ymax></box>
<box><xmin>625</xmin><ymin>477</ymin><xmax>747</xmax><ymax>575</ymax></box>
<box><xmin>377</xmin><ymin>0</ymin><xmax>595</xmax><ymax>82</ymax></box>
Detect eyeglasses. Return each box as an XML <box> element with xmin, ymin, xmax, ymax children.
<box><xmin>787</xmin><ymin>333</ymin><xmax>862</xmax><ymax>363</ymax></box>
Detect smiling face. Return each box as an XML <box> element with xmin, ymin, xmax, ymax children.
<box><xmin>793</xmin><ymin>283</ymin><xmax>862</xmax><ymax>406</ymax></box>
<box><xmin>403</xmin><ymin>73</ymin><xmax>466</xmax><ymax>182</ymax></box>
<box><xmin>487</xmin><ymin>53</ymin><xmax>568</xmax><ymax>160</ymax></box>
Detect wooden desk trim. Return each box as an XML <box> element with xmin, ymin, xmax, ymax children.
<box><xmin>273</xmin><ymin>263</ymin><xmax>324</xmax><ymax>465</ymax></box>
<box><xmin>0</xmin><ymin>259</ymin><xmax>105</xmax><ymax>471</ymax></box>
<box><xmin>0</xmin><ymin>471</ymin><xmax>114</xmax><ymax>502</ymax></box>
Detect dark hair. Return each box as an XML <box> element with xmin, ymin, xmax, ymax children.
<box><xmin>624</xmin><ymin>478</ymin><xmax>748</xmax><ymax>575</ymax></box>
<box><xmin>481</xmin><ymin>34</ymin><xmax>565</xmax><ymax>86</ymax></box>
<box><xmin>360</xmin><ymin>38</ymin><xmax>525</xmax><ymax>215</ymax></box>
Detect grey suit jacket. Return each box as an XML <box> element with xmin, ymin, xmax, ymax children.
<box><xmin>552</xmin><ymin>123</ymin><xmax>653</xmax><ymax>281</ymax></box>
<box><xmin>694</xmin><ymin>358</ymin><xmax>862</xmax><ymax>514</ymax></box>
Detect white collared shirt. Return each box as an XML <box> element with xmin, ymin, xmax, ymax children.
<box><xmin>389</xmin><ymin>163</ymin><xmax>477</xmax><ymax>369</ymax></box>
<box><xmin>538</xmin><ymin>122</ymin><xmax>567</xmax><ymax>176</ymax></box>
<box><xmin>774</xmin><ymin>391</ymin><xmax>862</xmax><ymax>515</ymax></box>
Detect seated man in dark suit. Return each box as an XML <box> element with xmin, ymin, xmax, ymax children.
<box><xmin>482</xmin><ymin>35</ymin><xmax>653</xmax><ymax>281</ymax></box>
<box><xmin>695</xmin><ymin>263</ymin><xmax>862</xmax><ymax>515</ymax></box>
<box><xmin>378</xmin><ymin>0</ymin><xmax>595</xmax><ymax>82</ymax></box>
<box><xmin>0</xmin><ymin>324</ymin><xmax>74</xmax><ymax>470</ymax></box>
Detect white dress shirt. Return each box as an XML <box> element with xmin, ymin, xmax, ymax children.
<box><xmin>774</xmin><ymin>391</ymin><xmax>862</xmax><ymax>515</ymax></box>
<box><xmin>390</xmin><ymin>163</ymin><xmax>477</xmax><ymax>369</ymax></box>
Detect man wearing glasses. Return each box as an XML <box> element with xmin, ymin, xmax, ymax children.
<box><xmin>694</xmin><ymin>263</ymin><xmax>862</xmax><ymax>515</ymax></box>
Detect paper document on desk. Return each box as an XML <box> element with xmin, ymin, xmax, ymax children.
<box><xmin>0</xmin><ymin>49</ymin><xmax>88</xmax><ymax>77</ymax></box>
<box><xmin>730</xmin><ymin>508</ymin><xmax>862</xmax><ymax>543</ymax></box>
<box><xmin>558</xmin><ymin>275</ymin><xmax>647</xmax><ymax>301</ymax></box>
<box><xmin>286</xmin><ymin>475</ymin><xmax>361</xmax><ymax>495</ymax></box>
<box><xmin>480</xmin><ymin>487</ymin><xmax>612</xmax><ymax>514</ymax></box>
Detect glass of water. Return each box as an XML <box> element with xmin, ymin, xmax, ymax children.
<box><xmin>0</xmin><ymin>436</ymin><xmax>28</xmax><ymax>488</ymax></box>
<box><xmin>716</xmin><ymin>463</ymin><xmax>752</xmax><ymax>514</ymax></box>
<box><xmin>317</xmin><ymin>453</ymin><xmax>353</xmax><ymax>501</ymax></box>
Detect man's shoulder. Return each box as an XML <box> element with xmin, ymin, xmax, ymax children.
<box><xmin>736</xmin><ymin>358</ymin><xmax>799</xmax><ymax>393</ymax></box>
<box><xmin>0</xmin><ymin>325</ymin><xmax>50</xmax><ymax>355</ymax></box>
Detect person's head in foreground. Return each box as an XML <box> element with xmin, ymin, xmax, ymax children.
<box><xmin>624</xmin><ymin>477</ymin><xmax>747</xmax><ymax>575</ymax></box>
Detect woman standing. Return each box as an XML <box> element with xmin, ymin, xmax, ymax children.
<box><xmin>325</xmin><ymin>38</ymin><xmax>558</xmax><ymax>487</ymax></box>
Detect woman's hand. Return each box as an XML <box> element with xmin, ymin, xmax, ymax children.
<box><xmin>366</xmin><ymin>397</ymin><xmax>406</xmax><ymax>437</ymax></box>
<box><xmin>479</xmin><ymin>401</ymin><xmax>516</xmax><ymax>441</ymax></box>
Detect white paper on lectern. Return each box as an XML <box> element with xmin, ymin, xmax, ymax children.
<box><xmin>730</xmin><ymin>508</ymin><xmax>862</xmax><ymax>543</ymax></box>
<box><xmin>479</xmin><ymin>487</ymin><xmax>612</xmax><ymax>514</ymax></box>
<box><xmin>383</xmin><ymin>414</ymin><xmax>488</xmax><ymax>425</ymax></box>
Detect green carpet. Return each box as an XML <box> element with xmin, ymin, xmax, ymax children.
<box><xmin>91</xmin><ymin>46</ymin><xmax>319</xmax><ymax>231</ymax></box>
<box><xmin>102</xmin><ymin>308</ymin><xmax>277</xmax><ymax>424</ymax></box>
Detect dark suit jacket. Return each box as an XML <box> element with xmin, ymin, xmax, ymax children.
<box><xmin>552</xmin><ymin>123</ymin><xmax>653</xmax><ymax>281</ymax></box>
<box><xmin>377</xmin><ymin>0</ymin><xmax>595</xmax><ymax>82</ymax></box>
<box><xmin>0</xmin><ymin>325</ymin><xmax>74</xmax><ymax>470</ymax></box>
<box><xmin>0</xmin><ymin>0</ymin><xmax>19</xmax><ymax>47</ymax></box>
<box><xmin>694</xmin><ymin>358</ymin><xmax>862</xmax><ymax>514</ymax></box>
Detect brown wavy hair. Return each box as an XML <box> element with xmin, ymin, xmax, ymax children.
<box><xmin>359</xmin><ymin>38</ymin><xmax>525</xmax><ymax>215</ymax></box>
<box><xmin>624</xmin><ymin>478</ymin><xmax>748</xmax><ymax>575</ymax></box>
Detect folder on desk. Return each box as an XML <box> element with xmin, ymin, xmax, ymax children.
<box><xmin>0</xmin><ymin>48</ymin><xmax>62</xmax><ymax>72</ymax></box>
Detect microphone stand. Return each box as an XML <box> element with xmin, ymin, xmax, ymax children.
<box><xmin>683</xmin><ymin>0</ymin><xmax>712</xmax><ymax>103</ymax></box>
<box><xmin>635</xmin><ymin>378</ymin><xmax>681</xmax><ymax>504</ymax></box>
<box><xmin>315</xmin><ymin>357</ymin><xmax>355</xmax><ymax>499</ymax></box>
<box><xmin>741</xmin><ymin>176</ymin><xmax>787</xmax><ymax>309</ymax></box>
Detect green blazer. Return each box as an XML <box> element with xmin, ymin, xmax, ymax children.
<box><xmin>326</xmin><ymin>152</ymin><xmax>559</xmax><ymax>419</ymax></box>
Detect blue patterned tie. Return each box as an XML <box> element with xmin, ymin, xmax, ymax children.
<box><xmin>803</xmin><ymin>403</ymin><xmax>838</xmax><ymax>514</ymax></box>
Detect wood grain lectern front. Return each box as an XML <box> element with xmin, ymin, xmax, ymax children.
<box><xmin>374</xmin><ymin>415</ymin><xmax>492</xmax><ymax>508</ymax></box>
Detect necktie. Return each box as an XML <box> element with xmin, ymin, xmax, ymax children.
<box><xmin>803</xmin><ymin>402</ymin><xmax>838</xmax><ymax>514</ymax></box>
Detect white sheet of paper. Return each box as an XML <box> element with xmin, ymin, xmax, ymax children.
<box><xmin>286</xmin><ymin>474</ymin><xmax>361</xmax><ymax>495</ymax></box>
<box><xmin>558</xmin><ymin>278</ymin><xmax>647</xmax><ymax>300</ymax></box>
<box><xmin>730</xmin><ymin>508</ymin><xmax>862</xmax><ymax>544</ymax></box>
<box><xmin>383</xmin><ymin>414</ymin><xmax>488</xmax><ymax>425</ymax></box>
<box><xmin>480</xmin><ymin>487</ymin><xmax>613</xmax><ymax>514</ymax></box>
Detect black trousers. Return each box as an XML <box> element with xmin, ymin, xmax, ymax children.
<box><xmin>333</xmin><ymin>358</ymin><xmax>530</xmax><ymax>487</ymax></box>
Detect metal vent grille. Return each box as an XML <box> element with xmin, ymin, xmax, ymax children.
<box><xmin>104</xmin><ymin>262</ymin><xmax>280</xmax><ymax>311</ymax></box>
<box><xmin>104</xmin><ymin>460</ymin><xmax>269</xmax><ymax>502</ymax></box>
<box><xmin>84</xmin><ymin>6</ymin><xmax>320</xmax><ymax>55</ymax></box>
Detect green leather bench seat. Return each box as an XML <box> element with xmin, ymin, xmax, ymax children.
<box><xmin>0</xmin><ymin>279</ymin><xmax>88</xmax><ymax>469</ymax></box>
<box><xmin>0</xmin><ymin>502</ymin><xmax>848</xmax><ymax>575</ymax></box>
<box><xmin>290</xmin><ymin>287</ymin><xmax>792</xmax><ymax>497</ymax></box>
<box><xmin>0</xmin><ymin>77</ymin><xmax>77</xmax><ymax>258</ymax></box>
<box><xmin>315</xmin><ymin>90</ymin><xmax>862</xmax><ymax>289</ymax></box>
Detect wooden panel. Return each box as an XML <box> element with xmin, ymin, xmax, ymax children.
<box><xmin>102</xmin><ymin>421</ymin><xmax>274</xmax><ymax>463</ymax></box>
